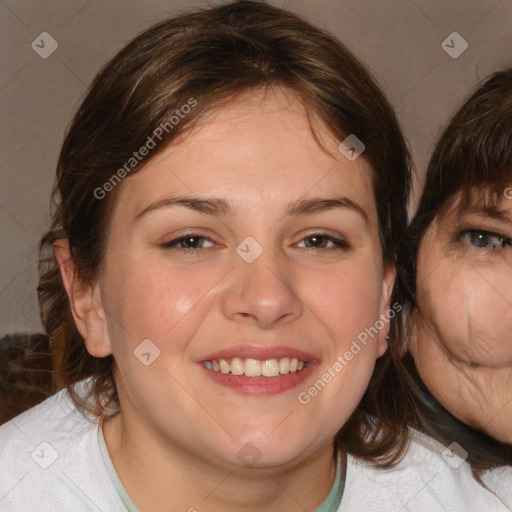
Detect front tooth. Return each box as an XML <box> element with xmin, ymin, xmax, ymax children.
<box><xmin>279</xmin><ymin>357</ymin><xmax>290</xmax><ymax>374</ymax></box>
<box><xmin>244</xmin><ymin>358</ymin><xmax>262</xmax><ymax>377</ymax></box>
<box><xmin>289</xmin><ymin>358</ymin><xmax>298</xmax><ymax>372</ymax></box>
<box><xmin>231</xmin><ymin>358</ymin><xmax>244</xmax><ymax>375</ymax></box>
<box><xmin>219</xmin><ymin>359</ymin><xmax>230</xmax><ymax>374</ymax></box>
<box><xmin>297</xmin><ymin>360</ymin><xmax>304</xmax><ymax>371</ymax></box>
<box><xmin>262</xmin><ymin>359</ymin><xmax>280</xmax><ymax>377</ymax></box>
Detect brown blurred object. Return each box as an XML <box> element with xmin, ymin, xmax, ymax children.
<box><xmin>0</xmin><ymin>333</ymin><xmax>54</xmax><ymax>425</ymax></box>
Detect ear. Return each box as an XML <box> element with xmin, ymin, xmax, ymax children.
<box><xmin>376</xmin><ymin>263</ymin><xmax>397</xmax><ymax>357</ymax></box>
<box><xmin>53</xmin><ymin>239</ymin><xmax>112</xmax><ymax>358</ymax></box>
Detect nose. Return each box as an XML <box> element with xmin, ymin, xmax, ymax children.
<box><xmin>221</xmin><ymin>245</ymin><xmax>304</xmax><ymax>329</ymax></box>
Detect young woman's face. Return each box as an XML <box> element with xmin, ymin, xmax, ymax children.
<box><xmin>410</xmin><ymin>190</ymin><xmax>512</xmax><ymax>443</ymax></box>
<box><xmin>91</xmin><ymin>88</ymin><xmax>393</xmax><ymax>468</ymax></box>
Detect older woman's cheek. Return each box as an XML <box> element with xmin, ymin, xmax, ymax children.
<box><xmin>417</xmin><ymin>266</ymin><xmax>470</xmax><ymax>355</ymax></box>
<box><xmin>453</xmin><ymin>261</ymin><xmax>512</xmax><ymax>367</ymax></box>
<box><xmin>419</xmin><ymin>261</ymin><xmax>512</xmax><ymax>367</ymax></box>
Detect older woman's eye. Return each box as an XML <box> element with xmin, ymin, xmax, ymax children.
<box><xmin>459</xmin><ymin>230</ymin><xmax>512</xmax><ymax>251</ymax></box>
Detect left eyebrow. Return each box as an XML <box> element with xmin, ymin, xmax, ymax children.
<box><xmin>460</xmin><ymin>206</ymin><xmax>512</xmax><ymax>222</ymax></box>
<box><xmin>286</xmin><ymin>197</ymin><xmax>369</xmax><ymax>223</ymax></box>
<box><xmin>133</xmin><ymin>195</ymin><xmax>369</xmax><ymax>224</ymax></box>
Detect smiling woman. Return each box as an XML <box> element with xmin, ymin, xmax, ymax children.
<box><xmin>0</xmin><ymin>1</ymin><xmax>507</xmax><ymax>511</ymax></box>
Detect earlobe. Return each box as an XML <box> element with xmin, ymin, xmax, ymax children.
<box><xmin>377</xmin><ymin>332</ymin><xmax>389</xmax><ymax>358</ymax></box>
<box><xmin>53</xmin><ymin>239</ymin><xmax>112</xmax><ymax>358</ymax></box>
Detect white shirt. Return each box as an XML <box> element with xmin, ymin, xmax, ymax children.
<box><xmin>482</xmin><ymin>466</ymin><xmax>512</xmax><ymax>510</ymax></box>
<box><xmin>0</xmin><ymin>383</ymin><xmax>509</xmax><ymax>511</ymax></box>
<box><xmin>342</xmin><ymin>430</ymin><xmax>511</xmax><ymax>511</ymax></box>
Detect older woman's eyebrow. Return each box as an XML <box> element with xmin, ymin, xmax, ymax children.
<box><xmin>458</xmin><ymin>205</ymin><xmax>511</xmax><ymax>222</ymax></box>
<box><xmin>133</xmin><ymin>195</ymin><xmax>369</xmax><ymax>223</ymax></box>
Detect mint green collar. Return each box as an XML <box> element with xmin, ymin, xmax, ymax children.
<box><xmin>99</xmin><ymin>423</ymin><xmax>344</xmax><ymax>511</ymax></box>
<box><xmin>98</xmin><ymin>421</ymin><xmax>139</xmax><ymax>511</ymax></box>
<box><xmin>313</xmin><ymin>451</ymin><xmax>344</xmax><ymax>512</ymax></box>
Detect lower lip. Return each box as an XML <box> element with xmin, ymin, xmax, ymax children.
<box><xmin>198</xmin><ymin>361</ymin><xmax>320</xmax><ymax>395</ymax></box>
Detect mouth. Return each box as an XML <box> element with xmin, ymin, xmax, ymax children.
<box><xmin>197</xmin><ymin>346</ymin><xmax>320</xmax><ymax>395</ymax></box>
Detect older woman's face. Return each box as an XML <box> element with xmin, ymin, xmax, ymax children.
<box><xmin>410</xmin><ymin>191</ymin><xmax>512</xmax><ymax>443</ymax></box>
<box><xmin>84</xmin><ymin>88</ymin><xmax>394</xmax><ymax>470</ymax></box>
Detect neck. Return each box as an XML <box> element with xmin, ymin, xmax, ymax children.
<box><xmin>102</xmin><ymin>411</ymin><xmax>339</xmax><ymax>512</ymax></box>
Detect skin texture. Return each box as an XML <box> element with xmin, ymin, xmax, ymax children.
<box><xmin>54</xmin><ymin>88</ymin><xmax>394</xmax><ymax>512</ymax></box>
<box><xmin>409</xmin><ymin>193</ymin><xmax>512</xmax><ymax>444</ymax></box>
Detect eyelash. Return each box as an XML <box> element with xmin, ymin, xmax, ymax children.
<box><xmin>160</xmin><ymin>231</ymin><xmax>350</xmax><ymax>254</ymax></box>
<box><xmin>456</xmin><ymin>228</ymin><xmax>512</xmax><ymax>251</ymax></box>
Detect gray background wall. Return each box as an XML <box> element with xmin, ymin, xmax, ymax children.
<box><xmin>1</xmin><ymin>0</ymin><xmax>511</xmax><ymax>337</ymax></box>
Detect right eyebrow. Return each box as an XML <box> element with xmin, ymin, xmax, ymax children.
<box><xmin>458</xmin><ymin>205</ymin><xmax>512</xmax><ymax>223</ymax></box>
<box><xmin>133</xmin><ymin>195</ymin><xmax>369</xmax><ymax>224</ymax></box>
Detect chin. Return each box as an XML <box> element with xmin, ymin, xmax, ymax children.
<box><xmin>213</xmin><ymin>434</ymin><xmax>312</xmax><ymax>471</ymax></box>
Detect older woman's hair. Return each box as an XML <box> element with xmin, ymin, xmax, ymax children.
<box><xmin>37</xmin><ymin>0</ymin><xmax>412</xmax><ymax>465</ymax></box>
<box><xmin>398</xmin><ymin>68</ymin><xmax>512</xmax><ymax>471</ymax></box>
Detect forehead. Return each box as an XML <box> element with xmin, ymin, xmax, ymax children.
<box><xmin>112</xmin><ymin>88</ymin><xmax>377</xmax><ymax>222</ymax></box>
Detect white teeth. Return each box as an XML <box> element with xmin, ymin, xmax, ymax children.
<box><xmin>219</xmin><ymin>359</ymin><xmax>230</xmax><ymax>374</ymax></box>
<box><xmin>231</xmin><ymin>357</ymin><xmax>244</xmax><ymax>376</ymax></box>
<box><xmin>244</xmin><ymin>358</ymin><xmax>262</xmax><ymax>377</ymax></box>
<box><xmin>262</xmin><ymin>359</ymin><xmax>280</xmax><ymax>377</ymax></box>
<box><xmin>279</xmin><ymin>357</ymin><xmax>290</xmax><ymax>374</ymax></box>
<box><xmin>202</xmin><ymin>357</ymin><xmax>308</xmax><ymax>377</ymax></box>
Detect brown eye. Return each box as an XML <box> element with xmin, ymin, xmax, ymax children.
<box><xmin>161</xmin><ymin>233</ymin><xmax>216</xmax><ymax>251</ymax></box>
<box><xmin>297</xmin><ymin>233</ymin><xmax>350</xmax><ymax>250</ymax></box>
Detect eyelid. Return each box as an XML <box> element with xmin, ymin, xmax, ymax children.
<box><xmin>452</xmin><ymin>222</ymin><xmax>510</xmax><ymax>240</ymax></box>
<box><xmin>452</xmin><ymin>218</ymin><xmax>512</xmax><ymax>239</ymax></box>
<box><xmin>294</xmin><ymin>228</ymin><xmax>350</xmax><ymax>247</ymax></box>
<box><xmin>160</xmin><ymin>232</ymin><xmax>218</xmax><ymax>248</ymax></box>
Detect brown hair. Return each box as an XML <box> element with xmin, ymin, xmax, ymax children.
<box><xmin>398</xmin><ymin>68</ymin><xmax>512</xmax><ymax>471</ymax></box>
<box><xmin>37</xmin><ymin>0</ymin><xmax>412</xmax><ymax>465</ymax></box>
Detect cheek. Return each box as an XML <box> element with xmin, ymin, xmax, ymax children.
<box><xmin>102</xmin><ymin>260</ymin><xmax>210</xmax><ymax>361</ymax></box>
<box><xmin>302</xmin><ymin>258</ymin><xmax>385</xmax><ymax>334</ymax></box>
<box><xmin>465</xmin><ymin>266</ymin><xmax>512</xmax><ymax>366</ymax></box>
<box><xmin>420</xmin><ymin>263</ymin><xmax>512</xmax><ymax>367</ymax></box>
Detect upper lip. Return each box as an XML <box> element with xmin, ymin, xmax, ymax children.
<box><xmin>199</xmin><ymin>344</ymin><xmax>319</xmax><ymax>362</ymax></box>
